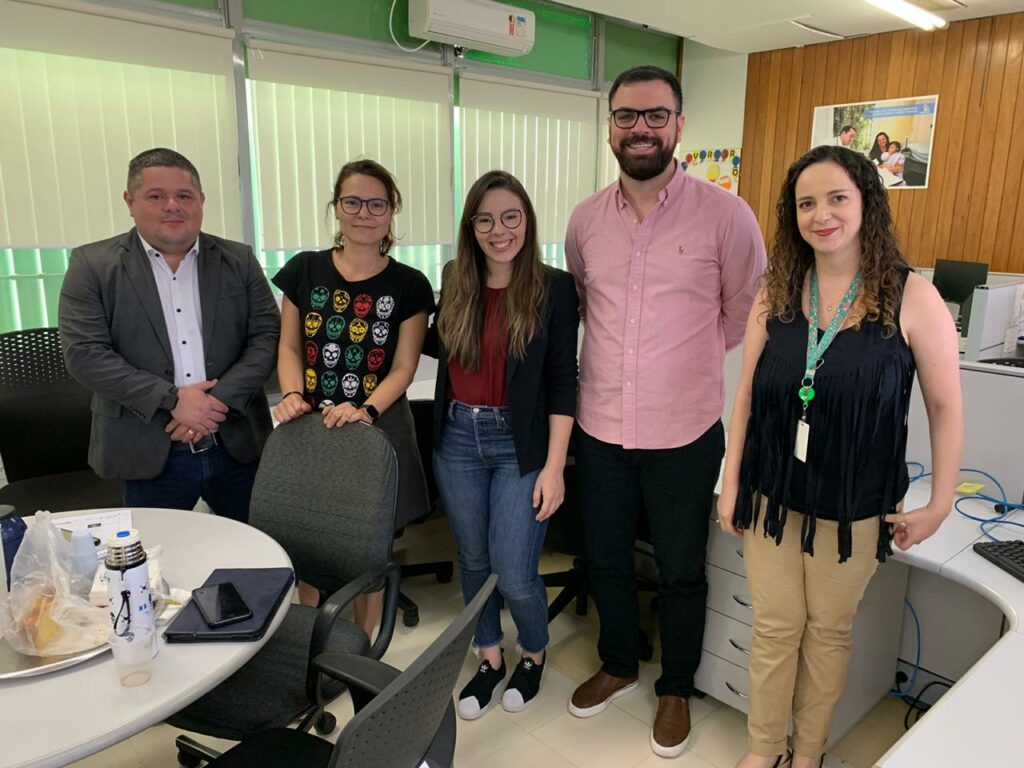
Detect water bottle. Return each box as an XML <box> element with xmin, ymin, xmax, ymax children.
<box><xmin>105</xmin><ymin>529</ymin><xmax>157</xmax><ymax>657</ymax></box>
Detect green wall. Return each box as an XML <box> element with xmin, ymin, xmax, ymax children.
<box><xmin>465</xmin><ymin>0</ymin><xmax>593</xmax><ymax>81</ymax></box>
<box><xmin>242</xmin><ymin>0</ymin><xmax>439</xmax><ymax>50</ymax></box>
<box><xmin>604</xmin><ymin>21</ymin><xmax>679</xmax><ymax>83</ymax></box>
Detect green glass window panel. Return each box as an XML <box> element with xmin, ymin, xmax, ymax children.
<box><xmin>465</xmin><ymin>0</ymin><xmax>592</xmax><ymax>80</ymax></box>
<box><xmin>603</xmin><ymin>22</ymin><xmax>679</xmax><ymax>84</ymax></box>
<box><xmin>242</xmin><ymin>0</ymin><xmax>438</xmax><ymax>51</ymax></box>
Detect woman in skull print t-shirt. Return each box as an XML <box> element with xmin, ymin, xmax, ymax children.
<box><xmin>272</xmin><ymin>159</ymin><xmax>435</xmax><ymax>634</ymax></box>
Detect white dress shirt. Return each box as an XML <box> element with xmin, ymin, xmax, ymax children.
<box><xmin>139</xmin><ymin>234</ymin><xmax>208</xmax><ymax>388</ymax></box>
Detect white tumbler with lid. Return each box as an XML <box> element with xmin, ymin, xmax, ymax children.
<box><xmin>105</xmin><ymin>529</ymin><xmax>157</xmax><ymax>657</ymax></box>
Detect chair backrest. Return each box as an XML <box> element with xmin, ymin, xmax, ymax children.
<box><xmin>0</xmin><ymin>328</ymin><xmax>94</xmax><ymax>481</ymax></box>
<box><xmin>248</xmin><ymin>415</ymin><xmax>399</xmax><ymax>591</ymax></box>
<box><xmin>329</xmin><ymin>574</ymin><xmax>499</xmax><ymax>768</ymax></box>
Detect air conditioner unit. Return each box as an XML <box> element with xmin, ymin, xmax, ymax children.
<box><xmin>409</xmin><ymin>0</ymin><xmax>535</xmax><ymax>57</ymax></box>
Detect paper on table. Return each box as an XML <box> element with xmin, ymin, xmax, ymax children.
<box><xmin>56</xmin><ymin>509</ymin><xmax>133</xmax><ymax>559</ymax></box>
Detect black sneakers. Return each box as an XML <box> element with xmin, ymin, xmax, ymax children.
<box><xmin>502</xmin><ymin>656</ymin><xmax>545</xmax><ymax>713</ymax></box>
<box><xmin>457</xmin><ymin>656</ymin><xmax>506</xmax><ymax>720</ymax></box>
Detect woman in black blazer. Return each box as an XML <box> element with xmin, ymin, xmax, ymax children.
<box><xmin>425</xmin><ymin>170</ymin><xmax>579</xmax><ymax>721</ymax></box>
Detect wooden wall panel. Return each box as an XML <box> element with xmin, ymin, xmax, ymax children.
<box><xmin>740</xmin><ymin>13</ymin><xmax>1024</xmax><ymax>273</ymax></box>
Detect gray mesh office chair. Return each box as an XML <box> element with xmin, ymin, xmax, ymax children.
<box><xmin>169</xmin><ymin>416</ymin><xmax>402</xmax><ymax>765</ymax></box>
<box><xmin>201</xmin><ymin>574</ymin><xmax>499</xmax><ymax>768</ymax></box>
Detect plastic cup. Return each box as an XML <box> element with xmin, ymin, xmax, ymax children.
<box><xmin>108</xmin><ymin>627</ymin><xmax>154</xmax><ymax>687</ymax></box>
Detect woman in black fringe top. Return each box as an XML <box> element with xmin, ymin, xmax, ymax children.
<box><xmin>717</xmin><ymin>145</ymin><xmax>963</xmax><ymax>768</ymax></box>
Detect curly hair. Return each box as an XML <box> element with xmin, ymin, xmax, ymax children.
<box><xmin>763</xmin><ymin>145</ymin><xmax>908</xmax><ymax>337</ymax></box>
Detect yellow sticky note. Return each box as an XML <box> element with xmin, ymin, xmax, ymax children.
<box><xmin>956</xmin><ymin>482</ymin><xmax>984</xmax><ymax>495</ymax></box>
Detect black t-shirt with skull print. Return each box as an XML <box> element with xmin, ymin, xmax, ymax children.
<box><xmin>272</xmin><ymin>249</ymin><xmax>435</xmax><ymax>408</ymax></box>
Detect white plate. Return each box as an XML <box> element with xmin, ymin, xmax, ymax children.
<box><xmin>0</xmin><ymin>637</ymin><xmax>109</xmax><ymax>680</ymax></box>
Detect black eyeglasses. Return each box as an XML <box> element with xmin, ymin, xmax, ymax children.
<box><xmin>470</xmin><ymin>209</ymin><xmax>523</xmax><ymax>234</ymax></box>
<box><xmin>609</xmin><ymin>107</ymin><xmax>679</xmax><ymax>130</ymax></box>
<box><xmin>335</xmin><ymin>196</ymin><xmax>391</xmax><ymax>216</ymax></box>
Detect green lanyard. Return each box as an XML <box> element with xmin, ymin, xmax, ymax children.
<box><xmin>798</xmin><ymin>267</ymin><xmax>862</xmax><ymax>415</ymax></box>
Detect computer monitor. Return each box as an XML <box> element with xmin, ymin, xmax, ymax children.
<box><xmin>932</xmin><ymin>259</ymin><xmax>989</xmax><ymax>304</ymax></box>
<box><xmin>932</xmin><ymin>259</ymin><xmax>989</xmax><ymax>334</ymax></box>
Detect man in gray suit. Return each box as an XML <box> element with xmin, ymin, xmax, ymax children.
<box><xmin>59</xmin><ymin>148</ymin><xmax>279</xmax><ymax>522</ymax></box>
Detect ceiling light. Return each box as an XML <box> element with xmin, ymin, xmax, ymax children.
<box><xmin>865</xmin><ymin>0</ymin><xmax>948</xmax><ymax>30</ymax></box>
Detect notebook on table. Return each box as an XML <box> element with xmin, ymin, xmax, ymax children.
<box><xmin>164</xmin><ymin>567</ymin><xmax>295</xmax><ymax>643</ymax></box>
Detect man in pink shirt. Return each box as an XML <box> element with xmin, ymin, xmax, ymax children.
<box><xmin>565</xmin><ymin>65</ymin><xmax>766</xmax><ymax>758</ymax></box>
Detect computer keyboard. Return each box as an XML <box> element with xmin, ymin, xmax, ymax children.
<box><xmin>977</xmin><ymin>357</ymin><xmax>1024</xmax><ymax>368</ymax></box>
<box><xmin>973</xmin><ymin>540</ymin><xmax>1024</xmax><ymax>583</ymax></box>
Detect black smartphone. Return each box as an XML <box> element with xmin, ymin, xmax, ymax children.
<box><xmin>191</xmin><ymin>582</ymin><xmax>253</xmax><ymax>628</ymax></box>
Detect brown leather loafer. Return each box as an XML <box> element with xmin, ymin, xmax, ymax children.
<box><xmin>568</xmin><ymin>669</ymin><xmax>639</xmax><ymax>718</ymax></box>
<box><xmin>650</xmin><ymin>695</ymin><xmax>691</xmax><ymax>757</ymax></box>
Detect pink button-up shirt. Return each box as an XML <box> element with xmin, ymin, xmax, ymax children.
<box><xmin>565</xmin><ymin>163</ymin><xmax>766</xmax><ymax>450</ymax></box>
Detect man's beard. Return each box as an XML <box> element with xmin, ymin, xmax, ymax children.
<box><xmin>612</xmin><ymin>134</ymin><xmax>677</xmax><ymax>181</ymax></box>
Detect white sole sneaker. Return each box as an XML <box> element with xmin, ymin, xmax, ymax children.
<box><xmin>567</xmin><ymin>679</ymin><xmax>640</xmax><ymax>718</ymax></box>
<box><xmin>457</xmin><ymin>678</ymin><xmax>508</xmax><ymax>721</ymax></box>
<box><xmin>649</xmin><ymin>730</ymin><xmax>690</xmax><ymax>758</ymax></box>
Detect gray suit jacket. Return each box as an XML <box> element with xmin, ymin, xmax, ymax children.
<box><xmin>58</xmin><ymin>229</ymin><xmax>280</xmax><ymax>480</ymax></box>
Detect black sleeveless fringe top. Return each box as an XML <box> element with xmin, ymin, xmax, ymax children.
<box><xmin>735</xmin><ymin>269</ymin><xmax>915</xmax><ymax>563</ymax></box>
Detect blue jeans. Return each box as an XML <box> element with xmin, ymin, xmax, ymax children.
<box><xmin>433</xmin><ymin>401</ymin><xmax>549</xmax><ymax>654</ymax></box>
<box><xmin>123</xmin><ymin>444</ymin><xmax>257</xmax><ymax>523</ymax></box>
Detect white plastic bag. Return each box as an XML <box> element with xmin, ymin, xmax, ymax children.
<box><xmin>0</xmin><ymin>511</ymin><xmax>108</xmax><ymax>656</ymax></box>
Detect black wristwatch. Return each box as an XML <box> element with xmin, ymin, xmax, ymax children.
<box><xmin>362</xmin><ymin>404</ymin><xmax>380</xmax><ymax>424</ymax></box>
<box><xmin>160</xmin><ymin>385</ymin><xmax>180</xmax><ymax>412</ymax></box>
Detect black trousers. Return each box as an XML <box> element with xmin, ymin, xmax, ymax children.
<box><xmin>575</xmin><ymin>421</ymin><xmax>725</xmax><ymax>698</ymax></box>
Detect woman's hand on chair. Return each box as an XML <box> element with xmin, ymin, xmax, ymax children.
<box><xmin>323</xmin><ymin>401</ymin><xmax>358</xmax><ymax>428</ymax></box>
<box><xmin>533</xmin><ymin>464</ymin><xmax>565</xmax><ymax>522</ymax></box>
<box><xmin>273</xmin><ymin>392</ymin><xmax>311</xmax><ymax>424</ymax></box>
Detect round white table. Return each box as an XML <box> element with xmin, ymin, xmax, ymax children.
<box><xmin>0</xmin><ymin>508</ymin><xmax>292</xmax><ymax>768</ymax></box>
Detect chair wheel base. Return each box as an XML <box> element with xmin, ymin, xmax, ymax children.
<box><xmin>177</xmin><ymin>750</ymin><xmax>203</xmax><ymax>767</ymax></box>
<box><xmin>314</xmin><ymin>711</ymin><xmax>337</xmax><ymax>735</ymax></box>
<box><xmin>403</xmin><ymin>607</ymin><xmax>420</xmax><ymax>627</ymax></box>
<box><xmin>437</xmin><ymin>563</ymin><xmax>454</xmax><ymax>583</ymax></box>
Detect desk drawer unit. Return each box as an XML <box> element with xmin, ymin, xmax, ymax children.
<box><xmin>695</xmin><ymin>649</ymin><xmax>751</xmax><ymax>714</ymax></box>
<box><xmin>703</xmin><ymin>607</ymin><xmax>754</xmax><ymax>669</ymax></box>
<box><xmin>706</xmin><ymin>563</ymin><xmax>754</xmax><ymax>625</ymax></box>
<box><xmin>706</xmin><ymin>524</ymin><xmax>746</xmax><ymax>576</ymax></box>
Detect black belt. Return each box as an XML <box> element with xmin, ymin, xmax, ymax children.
<box><xmin>171</xmin><ymin>432</ymin><xmax>219</xmax><ymax>453</ymax></box>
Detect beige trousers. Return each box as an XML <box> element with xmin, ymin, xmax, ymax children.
<box><xmin>743</xmin><ymin>510</ymin><xmax>879</xmax><ymax>758</ymax></box>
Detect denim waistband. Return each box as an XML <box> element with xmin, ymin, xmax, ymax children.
<box><xmin>446</xmin><ymin>399</ymin><xmax>511</xmax><ymax>424</ymax></box>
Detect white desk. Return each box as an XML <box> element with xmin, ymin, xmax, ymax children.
<box><xmin>878</xmin><ymin>491</ymin><xmax>1024</xmax><ymax>766</ymax></box>
<box><xmin>0</xmin><ymin>508</ymin><xmax>292</xmax><ymax>768</ymax></box>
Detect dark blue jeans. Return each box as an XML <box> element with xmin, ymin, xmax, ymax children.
<box><xmin>123</xmin><ymin>444</ymin><xmax>257</xmax><ymax>523</ymax></box>
<box><xmin>433</xmin><ymin>401</ymin><xmax>549</xmax><ymax>654</ymax></box>
<box><xmin>575</xmin><ymin>421</ymin><xmax>725</xmax><ymax>698</ymax></box>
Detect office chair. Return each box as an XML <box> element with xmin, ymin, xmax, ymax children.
<box><xmin>394</xmin><ymin>398</ymin><xmax>455</xmax><ymax>628</ymax></box>
<box><xmin>199</xmin><ymin>574</ymin><xmax>499</xmax><ymax>768</ymax></box>
<box><xmin>0</xmin><ymin>328</ymin><xmax>122</xmax><ymax>512</ymax></box>
<box><xmin>169</xmin><ymin>416</ymin><xmax>403</xmax><ymax>766</ymax></box>
<box><xmin>542</xmin><ymin>454</ymin><xmax>591</xmax><ymax>621</ymax></box>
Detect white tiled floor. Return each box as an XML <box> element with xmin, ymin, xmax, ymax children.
<box><xmin>67</xmin><ymin>517</ymin><xmax>904</xmax><ymax>768</ymax></box>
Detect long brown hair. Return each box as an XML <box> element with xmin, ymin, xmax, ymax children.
<box><xmin>437</xmin><ymin>171</ymin><xmax>546</xmax><ymax>371</ymax></box>
<box><xmin>764</xmin><ymin>145</ymin><xmax>908</xmax><ymax>337</ymax></box>
<box><xmin>326</xmin><ymin>159</ymin><xmax>402</xmax><ymax>254</ymax></box>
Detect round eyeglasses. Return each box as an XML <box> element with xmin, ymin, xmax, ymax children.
<box><xmin>609</xmin><ymin>107</ymin><xmax>679</xmax><ymax>130</ymax></box>
<box><xmin>470</xmin><ymin>209</ymin><xmax>523</xmax><ymax>234</ymax></box>
<box><xmin>335</xmin><ymin>196</ymin><xmax>391</xmax><ymax>217</ymax></box>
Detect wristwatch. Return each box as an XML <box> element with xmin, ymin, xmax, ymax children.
<box><xmin>362</xmin><ymin>404</ymin><xmax>380</xmax><ymax>424</ymax></box>
<box><xmin>160</xmin><ymin>385</ymin><xmax>180</xmax><ymax>412</ymax></box>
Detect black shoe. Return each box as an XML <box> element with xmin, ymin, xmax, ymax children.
<box><xmin>502</xmin><ymin>656</ymin><xmax>544</xmax><ymax>713</ymax></box>
<box><xmin>457</xmin><ymin>655</ymin><xmax>506</xmax><ymax>720</ymax></box>
<box><xmin>773</xmin><ymin>750</ymin><xmax>793</xmax><ymax>767</ymax></box>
